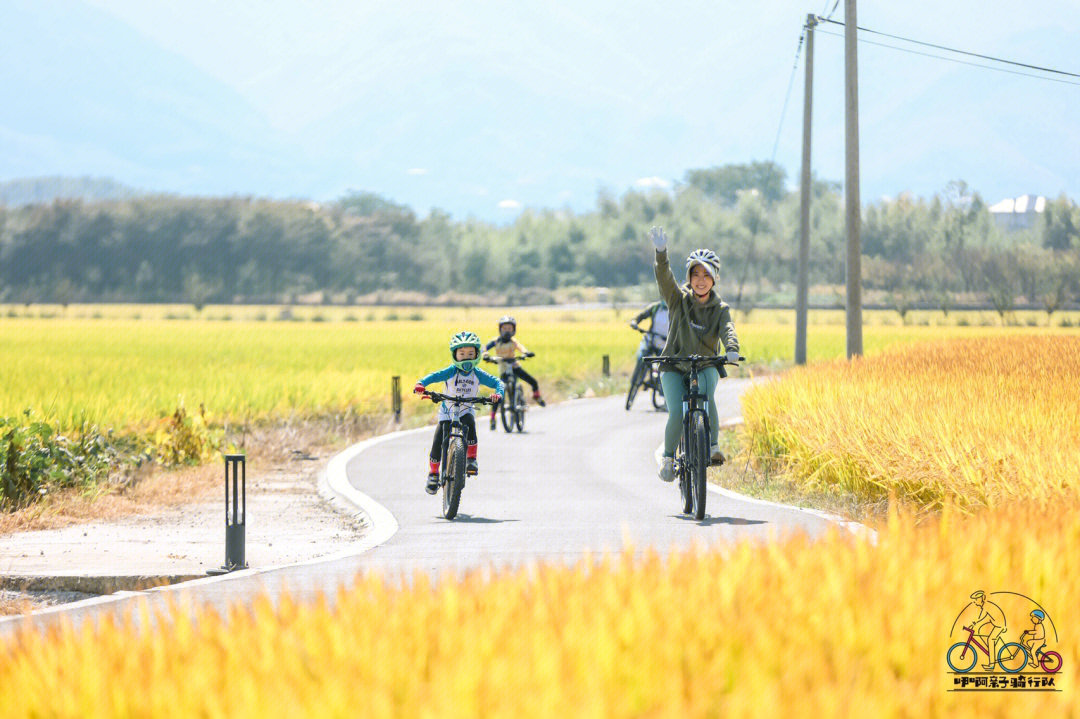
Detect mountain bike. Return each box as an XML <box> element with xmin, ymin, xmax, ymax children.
<box><xmin>644</xmin><ymin>354</ymin><xmax>741</xmax><ymax>521</ymax></box>
<box><xmin>484</xmin><ymin>354</ymin><xmax>534</xmax><ymax>433</ymax></box>
<box><xmin>420</xmin><ymin>390</ymin><xmax>496</xmax><ymax>520</ymax></box>
<box><xmin>945</xmin><ymin>625</ymin><xmax>1042</xmax><ymax>674</ymax></box>
<box><xmin>626</xmin><ymin>326</ymin><xmax>666</xmax><ymax>411</ymax></box>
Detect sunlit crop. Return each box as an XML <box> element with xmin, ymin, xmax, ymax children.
<box><xmin>1</xmin><ymin>496</ymin><xmax>1076</xmax><ymax>718</ymax></box>
<box><xmin>742</xmin><ymin>335</ymin><xmax>1080</xmax><ymax>511</ymax></box>
<box><xmin>3</xmin><ymin>305</ymin><xmax>1074</xmax><ymax>435</ymax></box>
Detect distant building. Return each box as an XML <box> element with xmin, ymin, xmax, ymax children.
<box><xmin>989</xmin><ymin>194</ymin><xmax>1046</xmax><ymax>231</ymax></box>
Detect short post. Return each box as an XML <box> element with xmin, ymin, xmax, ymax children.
<box><xmin>391</xmin><ymin>376</ymin><xmax>402</xmax><ymax>423</ymax></box>
<box><xmin>602</xmin><ymin>355</ymin><xmax>610</xmax><ymax>377</ymax></box>
<box><xmin>209</xmin><ymin>454</ymin><xmax>247</xmax><ymax>573</ymax></box>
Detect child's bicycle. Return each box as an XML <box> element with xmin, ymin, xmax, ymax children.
<box><xmin>626</xmin><ymin>326</ymin><xmax>666</xmax><ymax>411</ymax></box>
<box><xmin>946</xmin><ymin>625</ymin><xmax>1062</xmax><ymax>674</ymax></box>
<box><xmin>420</xmin><ymin>390</ymin><xmax>496</xmax><ymax>520</ymax></box>
<box><xmin>644</xmin><ymin>354</ymin><xmax>741</xmax><ymax>521</ymax></box>
<box><xmin>483</xmin><ymin>353</ymin><xmax>534</xmax><ymax>433</ymax></box>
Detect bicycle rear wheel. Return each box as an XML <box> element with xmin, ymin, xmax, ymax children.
<box><xmin>514</xmin><ymin>392</ymin><xmax>526</xmax><ymax>432</ymax></box>
<box><xmin>625</xmin><ymin>359</ymin><xmax>645</xmax><ymax>410</ymax></box>
<box><xmin>442</xmin><ymin>438</ymin><xmax>465</xmax><ymax>519</ymax></box>
<box><xmin>651</xmin><ymin>369</ymin><xmax>666</xmax><ymax>411</ymax></box>
<box><xmin>690</xmin><ymin>412</ymin><xmax>709</xmax><ymax>520</ymax></box>
<box><xmin>1039</xmin><ymin>650</ymin><xmax>1062</xmax><ymax>673</ymax></box>
<box><xmin>500</xmin><ymin>385</ymin><xmax>515</xmax><ymax>433</ymax></box>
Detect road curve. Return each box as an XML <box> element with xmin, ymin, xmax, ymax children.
<box><xmin>1</xmin><ymin>380</ymin><xmax>841</xmax><ymax>637</ymax></box>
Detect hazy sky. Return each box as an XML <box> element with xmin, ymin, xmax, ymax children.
<box><xmin>18</xmin><ymin>1</ymin><xmax>1080</xmax><ymax>216</ymax></box>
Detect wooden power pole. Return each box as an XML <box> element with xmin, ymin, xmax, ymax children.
<box><xmin>795</xmin><ymin>14</ymin><xmax>815</xmax><ymax>366</ymax></box>
<box><xmin>844</xmin><ymin>0</ymin><xmax>864</xmax><ymax>358</ymax></box>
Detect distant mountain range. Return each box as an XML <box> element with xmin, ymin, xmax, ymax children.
<box><xmin>2</xmin><ymin>0</ymin><xmax>1077</xmax><ymax>220</ymax></box>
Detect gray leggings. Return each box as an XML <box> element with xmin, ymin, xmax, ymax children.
<box><xmin>659</xmin><ymin>368</ymin><xmax>720</xmax><ymax>457</ymax></box>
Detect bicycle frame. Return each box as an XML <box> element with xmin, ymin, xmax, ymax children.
<box><xmin>955</xmin><ymin>626</ymin><xmax>994</xmax><ymax>664</ymax></box>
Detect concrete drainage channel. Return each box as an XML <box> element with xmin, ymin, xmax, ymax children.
<box><xmin>1</xmin><ymin>575</ymin><xmax>203</xmax><ymax>609</ymax></box>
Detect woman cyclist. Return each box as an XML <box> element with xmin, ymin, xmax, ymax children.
<box><xmin>649</xmin><ymin>226</ymin><xmax>740</xmax><ymax>482</ymax></box>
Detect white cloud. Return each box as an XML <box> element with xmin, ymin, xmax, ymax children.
<box><xmin>497</xmin><ymin>199</ymin><xmax>522</xmax><ymax>209</ymax></box>
<box><xmin>406</xmin><ymin>168</ymin><xmax>428</xmax><ymax>175</ymax></box>
<box><xmin>634</xmin><ymin>176</ymin><xmax>671</xmax><ymax>189</ymax></box>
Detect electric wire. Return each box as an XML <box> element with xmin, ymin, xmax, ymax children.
<box><xmin>815</xmin><ymin>28</ymin><xmax>1080</xmax><ymax>87</ymax></box>
<box><xmin>770</xmin><ymin>28</ymin><xmax>806</xmax><ymax>163</ymax></box>
<box><xmin>816</xmin><ymin>16</ymin><xmax>1080</xmax><ymax>79</ymax></box>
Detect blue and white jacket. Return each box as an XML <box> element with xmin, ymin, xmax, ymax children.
<box><xmin>417</xmin><ymin>364</ymin><xmax>505</xmax><ymax>421</ymax></box>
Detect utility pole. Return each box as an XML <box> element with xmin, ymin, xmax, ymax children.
<box><xmin>844</xmin><ymin>0</ymin><xmax>863</xmax><ymax>358</ymax></box>
<box><xmin>795</xmin><ymin>14</ymin><xmax>815</xmax><ymax>366</ymax></box>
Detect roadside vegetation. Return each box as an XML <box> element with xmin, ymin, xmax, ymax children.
<box><xmin>2</xmin><ymin>332</ymin><xmax>1077</xmax><ymax>716</ymax></box>
<box><xmin>2</xmin><ymin>307</ymin><xmax>1077</xmax><ymax>509</ymax></box>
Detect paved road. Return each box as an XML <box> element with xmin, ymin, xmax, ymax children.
<box><xmin>347</xmin><ymin>382</ymin><xmax>834</xmax><ymax>575</ymax></box>
<box><xmin>2</xmin><ymin>380</ymin><xmax>839</xmax><ymax>637</ymax></box>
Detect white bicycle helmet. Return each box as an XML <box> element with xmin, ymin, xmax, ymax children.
<box><xmin>686</xmin><ymin>249</ymin><xmax>721</xmax><ymax>284</ymax></box>
<box><xmin>449</xmin><ymin>331</ymin><xmax>482</xmax><ymax>372</ymax></box>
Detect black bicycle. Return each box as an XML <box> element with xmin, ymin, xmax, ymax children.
<box><xmin>483</xmin><ymin>353</ymin><xmax>534</xmax><ymax>433</ymax></box>
<box><xmin>626</xmin><ymin>326</ymin><xmax>666</xmax><ymax>411</ymax></box>
<box><xmin>421</xmin><ymin>390</ymin><xmax>496</xmax><ymax>520</ymax></box>
<box><xmin>643</xmin><ymin>354</ymin><xmax>742</xmax><ymax>521</ymax></box>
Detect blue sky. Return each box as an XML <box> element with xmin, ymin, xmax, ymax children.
<box><xmin>7</xmin><ymin>0</ymin><xmax>1079</xmax><ymax>219</ymax></box>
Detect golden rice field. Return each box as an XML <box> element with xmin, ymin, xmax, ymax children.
<box><xmin>1</xmin><ymin>497</ymin><xmax>1076</xmax><ymax>718</ymax></box>
<box><xmin>2</xmin><ymin>304</ymin><xmax>1076</xmax><ymax>434</ymax></box>
<box><xmin>742</xmin><ymin>335</ymin><xmax>1080</xmax><ymax>512</ymax></box>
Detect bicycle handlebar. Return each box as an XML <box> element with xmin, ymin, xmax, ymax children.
<box><xmin>483</xmin><ymin>353</ymin><xmax>534</xmax><ymax>363</ymax></box>
<box><xmin>421</xmin><ymin>391</ymin><xmax>497</xmax><ymax>406</ymax></box>
<box><xmin>642</xmin><ymin>354</ymin><xmax>745</xmax><ymax>367</ymax></box>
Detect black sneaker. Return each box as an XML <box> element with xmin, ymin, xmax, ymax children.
<box><xmin>533</xmin><ymin>393</ymin><xmax>546</xmax><ymax>407</ymax></box>
<box><xmin>489</xmin><ymin>415</ymin><xmax>497</xmax><ymax>431</ymax></box>
<box><xmin>425</xmin><ymin>472</ymin><xmax>439</xmax><ymax>495</ymax></box>
<box><xmin>466</xmin><ymin>458</ymin><xmax>478</xmax><ymax>476</ymax></box>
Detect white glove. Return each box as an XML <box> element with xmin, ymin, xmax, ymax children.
<box><xmin>726</xmin><ymin>350</ymin><xmax>740</xmax><ymax>364</ymax></box>
<box><xmin>649</xmin><ymin>226</ymin><xmax>668</xmax><ymax>250</ymax></box>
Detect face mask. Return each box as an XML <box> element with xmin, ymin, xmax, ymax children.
<box><xmin>500</xmin><ymin>331</ymin><xmax>513</xmax><ymax>342</ymax></box>
<box><xmin>453</xmin><ymin>358</ymin><xmax>475</xmax><ymax>372</ymax></box>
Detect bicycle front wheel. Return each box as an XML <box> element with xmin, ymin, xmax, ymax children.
<box><xmin>998</xmin><ymin>643</ymin><xmax>1029</xmax><ymax>673</ymax></box>
<box><xmin>690</xmin><ymin>412</ymin><xmax>709</xmax><ymax>520</ymax></box>
<box><xmin>946</xmin><ymin>642</ymin><xmax>978</xmax><ymax>673</ymax></box>
<box><xmin>676</xmin><ymin>446</ymin><xmax>693</xmax><ymax>515</ymax></box>
<box><xmin>442</xmin><ymin>438</ymin><xmax>465</xmax><ymax>519</ymax></box>
<box><xmin>500</xmin><ymin>387</ymin><xmax>516</xmax><ymax>433</ymax></box>
<box><xmin>625</xmin><ymin>359</ymin><xmax>645</xmax><ymax>410</ymax></box>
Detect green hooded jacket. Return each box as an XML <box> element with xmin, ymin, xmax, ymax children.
<box><xmin>654</xmin><ymin>248</ymin><xmax>739</xmax><ymax>372</ymax></box>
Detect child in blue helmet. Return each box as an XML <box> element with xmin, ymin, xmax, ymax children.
<box><xmin>1020</xmin><ymin>610</ymin><xmax>1047</xmax><ymax>668</ymax></box>
<box><xmin>414</xmin><ymin>331</ymin><xmax>504</xmax><ymax>494</ymax></box>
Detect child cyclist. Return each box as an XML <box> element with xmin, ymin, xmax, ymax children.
<box><xmin>649</xmin><ymin>226</ymin><xmax>740</xmax><ymax>482</ymax></box>
<box><xmin>482</xmin><ymin>315</ymin><xmax>546</xmax><ymax>429</ymax></box>
<box><xmin>414</xmin><ymin>331</ymin><xmax>504</xmax><ymax>495</ymax></box>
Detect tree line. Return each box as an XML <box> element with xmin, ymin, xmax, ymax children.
<box><xmin>1</xmin><ymin>164</ymin><xmax>1078</xmax><ymax>315</ymax></box>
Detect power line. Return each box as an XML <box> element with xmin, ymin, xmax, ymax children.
<box><xmin>816</xmin><ymin>17</ymin><xmax>1080</xmax><ymax>79</ymax></box>
<box><xmin>823</xmin><ymin>0</ymin><xmax>840</xmax><ymax>22</ymax></box>
<box><xmin>815</xmin><ymin>28</ymin><xmax>1080</xmax><ymax>87</ymax></box>
<box><xmin>770</xmin><ymin>27</ymin><xmax>807</xmax><ymax>163</ymax></box>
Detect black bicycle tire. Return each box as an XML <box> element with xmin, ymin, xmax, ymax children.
<box><xmin>443</xmin><ymin>438</ymin><xmax>465</xmax><ymax>519</ymax></box>
<box><xmin>500</xmin><ymin>383</ymin><xmax>516</xmax><ymax>433</ymax></box>
<box><xmin>691</xmin><ymin>412</ymin><xmax>708</xmax><ymax>520</ymax></box>
<box><xmin>677</xmin><ymin>445</ymin><xmax>693</xmax><ymax>515</ymax></box>
<box><xmin>651</xmin><ymin>370</ymin><xmax>666</xmax><ymax>411</ymax></box>
<box><xmin>625</xmin><ymin>359</ymin><xmax>645</xmax><ymax>410</ymax></box>
<box><xmin>515</xmin><ymin>392</ymin><xmax>526</xmax><ymax>432</ymax></box>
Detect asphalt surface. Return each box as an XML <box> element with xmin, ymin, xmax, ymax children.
<box><xmin>1</xmin><ymin>380</ymin><xmax>840</xmax><ymax>638</ymax></box>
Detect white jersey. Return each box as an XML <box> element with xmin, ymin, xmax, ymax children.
<box><xmin>438</xmin><ymin>371</ymin><xmax>481</xmax><ymax>422</ymax></box>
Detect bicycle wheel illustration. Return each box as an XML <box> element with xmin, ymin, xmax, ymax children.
<box><xmin>946</xmin><ymin>642</ymin><xmax>978</xmax><ymax>673</ymax></box>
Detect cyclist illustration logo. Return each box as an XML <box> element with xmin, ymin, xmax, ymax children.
<box><xmin>946</xmin><ymin>590</ymin><xmax>1063</xmax><ymax>675</ymax></box>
